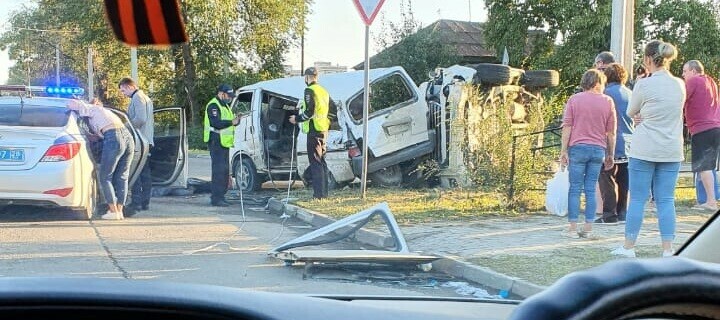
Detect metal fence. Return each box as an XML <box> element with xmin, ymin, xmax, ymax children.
<box><xmin>508</xmin><ymin>126</ymin><xmax>701</xmax><ymax>202</ymax></box>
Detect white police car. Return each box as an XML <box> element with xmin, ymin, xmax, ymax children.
<box><xmin>0</xmin><ymin>85</ymin><xmax>187</xmax><ymax>218</ymax></box>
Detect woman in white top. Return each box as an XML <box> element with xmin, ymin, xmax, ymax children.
<box><xmin>611</xmin><ymin>40</ymin><xmax>686</xmax><ymax>258</ymax></box>
<box><xmin>67</xmin><ymin>99</ymin><xmax>135</xmax><ymax>220</ymax></box>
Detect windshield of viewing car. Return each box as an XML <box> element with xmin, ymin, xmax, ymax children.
<box><xmin>0</xmin><ymin>103</ymin><xmax>69</xmax><ymax>127</ymax></box>
<box><xmin>0</xmin><ymin>0</ymin><xmax>718</xmax><ymax>303</ymax></box>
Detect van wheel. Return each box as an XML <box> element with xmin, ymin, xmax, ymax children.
<box><xmin>369</xmin><ymin>165</ymin><xmax>403</xmax><ymax>187</ymax></box>
<box><xmin>234</xmin><ymin>157</ymin><xmax>260</xmax><ymax>192</ymax></box>
<box><xmin>471</xmin><ymin>63</ymin><xmax>512</xmax><ymax>86</ymax></box>
<box><xmin>521</xmin><ymin>70</ymin><xmax>560</xmax><ymax>88</ymax></box>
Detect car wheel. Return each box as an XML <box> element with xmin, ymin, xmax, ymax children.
<box><xmin>74</xmin><ymin>176</ymin><xmax>97</xmax><ymax>220</ymax></box>
<box><xmin>520</xmin><ymin>70</ymin><xmax>560</xmax><ymax>88</ymax></box>
<box><xmin>234</xmin><ymin>157</ymin><xmax>260</xmax><ymax>192</ymax></box>
<box><xmin>369</xmin><ymin>165</ymin><xmax>403</xmax><ymax>187</ymax></box>
<box><xmin>471</xmin><ymin>63</ymin><xmax>513</xmax><ymax>86</ymax></box>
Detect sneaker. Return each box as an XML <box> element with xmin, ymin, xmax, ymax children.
<box><xmin>594</xmin><ymin>216</ymin><xmax>619</xmax><ymax>225</ymax></box>
<box><xmin>611</xmin><ymin>245</ymin><xmax>636</xmax><ymax>258</ymax></box>
<box><xmin>692</xmin><ymin>203</ymin><xmax>718</xmax><ymax>211</ymax></box>
<box><xmin>561</xmin><ymin>229</ymin><xmax>581</xmax><ymax>238</ymax></box>
<box><xmin>124</xmin><ymin>206</ymin><xmax>140</xmax><ymax>218</ymax></box>
<box><xmin>211</xmin><ymin>200</ymin><xmax>231</xmax><ymax>207</ymax></box>
<box><xmin>579</xmin><ymin>230</ymin><xmax>600</xmax><ymax>240</ymax></box>
<box><xmin>101</xmin><ymin>211</ymin><xmax>123</xmax><ymax>220</ymax></box>
<box><xmin>662</xmin><ymin>250</ymin><xmax>675</xmax><ymax>257</ymax></box>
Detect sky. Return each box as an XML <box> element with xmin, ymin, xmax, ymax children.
<box><xmin>0</xmin><ymin>0</ymin><xmax>487</xmax><ymax>84</ymax></box>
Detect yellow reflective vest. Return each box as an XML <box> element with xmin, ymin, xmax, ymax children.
<box><xmin>203</xmin><ymin>97</ymin><xmax>235</xmax><ymax>148</ymax></box>
<box><xmin>299</xmin><ymin>83</ymin><xmax>330</xmax><ymax>133</ymax></box>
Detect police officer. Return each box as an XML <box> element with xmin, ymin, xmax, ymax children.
<box><xmin>289</xmin><ymin>67</ymin><xmax>330</xmax><ymax>199</ymax></box>
<box><xmin>204</xmin><ymin>84</ymin><xmax>240</xmax><ymax>207</ymax></box>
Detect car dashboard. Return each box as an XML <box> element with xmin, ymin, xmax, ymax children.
<box><xmin>0</xmin><ymin>277</ymin><xmax>518</xmax><ymax>320</ymax></box>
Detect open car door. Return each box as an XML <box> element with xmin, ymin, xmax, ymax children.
<box><xmin>150</xmin><ymin>107</ymin><xmax>187</xmax><ymax>188</ymax></box>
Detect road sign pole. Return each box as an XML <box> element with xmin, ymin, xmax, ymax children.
<box><xmin>361</xmin><ymin>25</ymin><xmax>370</xmax><ymax>200</ymax></box>
<box><xmin>353</xmin><ymin>0</ymin><xmax>385</xmax><ymax>200</ymax></box>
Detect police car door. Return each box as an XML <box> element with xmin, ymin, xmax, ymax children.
<box><xmin>149</xmin><ymin>107</ymin><xmax>187</xmax><ymax>188</ymax></box>
<box><xmin>345</xmin><ymin>69</ymin><xmax>429</xmax><ymax>158</ymax></box>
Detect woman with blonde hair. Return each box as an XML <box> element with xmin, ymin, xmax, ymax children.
<box><xmin>611</xmin><ymin>40</ymin><xmax>686</xmax><ymax>258</ymax></box>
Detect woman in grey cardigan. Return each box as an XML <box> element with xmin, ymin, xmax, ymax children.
<box><xmin>611</xmin><ymin>40</ymin><xmax>686</xmax><ymax>258</ymax></box>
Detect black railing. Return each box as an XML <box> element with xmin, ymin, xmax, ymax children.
<box><xmin>508</xmin><ymin>127</ymin><xmax>701</xmax><ymax>202</ymax></box>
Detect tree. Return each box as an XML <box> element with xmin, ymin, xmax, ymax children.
<box><xmin>484</xmin><ymin>0</ymin><xmax>720</xmax><ymax>91</ymax></box>
<box><xmin>0</xmin><ymin>0</ymin><xmax>313</xmax><ymax>126</ymax></box>
<box><xmin>371</xmin><ymin>0</ymin><xmax>460</xmax><ymax>84</ymax></box>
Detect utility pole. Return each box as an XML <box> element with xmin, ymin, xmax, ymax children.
<box><xmin>87</xmin><ymin>47</ymin><xmax>94</xmax><ymax>101</ymax></box>
<box><xmin>130</xmin><ymin>47</ymin><xmax>138</xmax><ymax>83</ymax></box>
<box><xmin>610</xmin><ymin>0</ymin><xmax>634</xmax><ymax>74</ymax></box>
<box><xmin>468</xmin><ymin>0</ymin><xmax>471</xmax><ymax>21</ymax></box>
<box><xmin>300</xmin><ymin>32</ymin><xmax>305</xmax><ymax>74</ymax></box>
<box><xmin>55</xmin><ymin>43</ymin><xmax>60</xmax><ymax>87</ymax></box>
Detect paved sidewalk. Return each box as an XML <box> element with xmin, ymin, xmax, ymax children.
<box><xmin>274</xmin><ymin>198</ymin><xmax>713</xmax><ymax>296</ymax></box>
<box><xmin>401</xmin><ymin>212</ymin><xmax>706</xmax><ymax>258</ymax></box>
<box><xmin>399</xmin><ymin>209</ymin><xmax>710</xmax><ymax>287</ymax></box>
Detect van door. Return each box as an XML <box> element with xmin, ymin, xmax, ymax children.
<box><xmin>345</xmin><ymin>71</ymin><xmax>429</xmax><ymax>157</ymax></box>
<box><xmin>150</xmin><ymin>107</ymin><xmax>187</xmax><ymax>188</ymax></box>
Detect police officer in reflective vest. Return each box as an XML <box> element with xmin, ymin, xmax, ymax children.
<box><xmin>290</xmin><ymin>67</ymin><xmax>330</xmax><ymax>199</ymax></box>
<box><xmin>204</xmin><ymin>84</ymin><xmax>240</xmax><ymax>207</ymax></box>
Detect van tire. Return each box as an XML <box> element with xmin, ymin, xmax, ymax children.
<box><xmin>369</xmin><ymin>165</ymin><xmax>403</xmax><ymax>187</ymax></box>
<box><xmin>234</xmin><ymin>157</ymin><xmax>260</xmax><ymax>192</ymax></box>
<box><xmin>521</xmin><ymin>70</ymin><xmax>560</xmax><ymax>88</ymax></box>
<box><xmin>472</xmin><ymin>64</ymin><xmax>513</xmax><ymax>86</ymax></box>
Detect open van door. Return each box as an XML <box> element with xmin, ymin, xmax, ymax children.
<box><xmin>150</xmin><ymin>107</ymin><xmax>187</xmax><ymax>188</ymax></box>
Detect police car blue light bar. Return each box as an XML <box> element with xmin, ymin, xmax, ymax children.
<box><xmin>45</xmin><ymin>86</ymin><xmax>84</xmax><ymax>95</ymax></box>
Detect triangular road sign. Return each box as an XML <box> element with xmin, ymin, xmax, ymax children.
<box><xmin>352</xmin><ymin>0</ymin><xmax>386</xmax><ymax>26</ymax></box>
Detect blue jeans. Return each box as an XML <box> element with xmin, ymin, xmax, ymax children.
<box><xmin>568</xmin><ymin>144</ymin><xmax>605</xmax><ymax>223</ymax></box>
<box><xmin>625</xmin><ymin>158</ymin><xmax>680</xmax><ymax>242</ymax></box>
<box><xmin>99</xmin><ymin>128</ymin><xmax>135</xmax><ymax>206</ymax></box>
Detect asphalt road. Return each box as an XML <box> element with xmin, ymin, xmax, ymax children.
<box><xmin>0</xmin><ymin>157</ymin><xmax>467</xmax><ymax>297</ymax></box>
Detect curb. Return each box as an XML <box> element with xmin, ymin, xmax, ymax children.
<box><xmin>267</xmin><ymin>198</ymin><xmax>547</xmax><ymax>298</ymax></box>
<box><xmin>188</xmin><ymin>153</ymin><xmax>210</xmax><ymax>159</ymax></box>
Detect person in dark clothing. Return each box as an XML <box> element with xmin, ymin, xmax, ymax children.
<box><xmin>290</xmin><ymin>67</ymin><xmax>331</xmax><ymax>199</ymax></box>
<box><xmin>204</xmin><ymin>84</ymin><xmax>240</xmax><ymax>207</ymax></box>
<box><xmin>597</xmin><ymin>63</ymin><xmax>634</xmax><ymax>224</ymax></box>
<box><xmin>119</xmin><ymin>77</ymin><xmax>154</xmax><ymax>214</ymax></box>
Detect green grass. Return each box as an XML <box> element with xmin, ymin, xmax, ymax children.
<box><xmin>292</xmin><ymin>184</ymin><xmax>701</xmax><ymax>224</ymax></box>
<box><xmin>189</xmin><ymin>149</ymin><xmax>208</xmax><ymax>156</ymax></box>
<box><xmin>470</xmin><ymin>245</ymin><xmax>661</xmax><ymax>287</ymax></box>
<box><xmin>294</xmin><ymin>187</ymin><xmax>526</xmax><ymax>224</ymax></box>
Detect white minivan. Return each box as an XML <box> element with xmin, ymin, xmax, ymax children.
<box><xmin>230</xmin><ymin>66</ymin><xmax>435</xmax><ymax>191</ymax></box>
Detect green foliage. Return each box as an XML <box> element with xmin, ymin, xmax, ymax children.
<box><xmin>0</xmin><ymin>0</ymin><xmax>312</xmax><ymax>126</ymax></box>
<box><xmin>371</xmin><ymin>0</ymin><xmax>461</xmax><ymax>84</ymax></box>
<box><xmin>187</xmin><ymin>125</ymin><xmax>207</xmax><ymax>150</ymax></box>
<box><xmin>640</xmin><ymin>0</ymin><xmax>720</xmax><ymax>78</ymax></box>
<box><xmin>461</xmin><ymin>85</ymin><xmax>551</xmax><ymax>208</ymax></box>
<box><xmin>484</xmin><ymin>0</ymin><xmax>720</xmax><ymax>91</ymax></box>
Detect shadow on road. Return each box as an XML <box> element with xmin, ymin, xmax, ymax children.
<box><xmin>0</xmin><ymin>205</ymin><xmax>86</xmax><ymax>222</ymax></box>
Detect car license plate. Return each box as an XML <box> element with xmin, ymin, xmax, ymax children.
<box><xmin>0</xmin><ymin>148</ymin><xmax>25</xmax><ymax>162</ymax></box>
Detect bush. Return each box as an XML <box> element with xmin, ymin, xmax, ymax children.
<box><xmin>461</xmin><ymin>86</ymin><xmax>557</xmax><ymax>209</ymax></box>
<box><xmin>188</xmin><ymin>125</ymin><xmax>207</xmax><ymax>150</ymax></box>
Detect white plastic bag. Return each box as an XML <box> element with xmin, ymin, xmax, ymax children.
<box><xmin>545</xmin><ymin>169</ymin><xmax>569</xmax><ymax>216</ymax></box>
